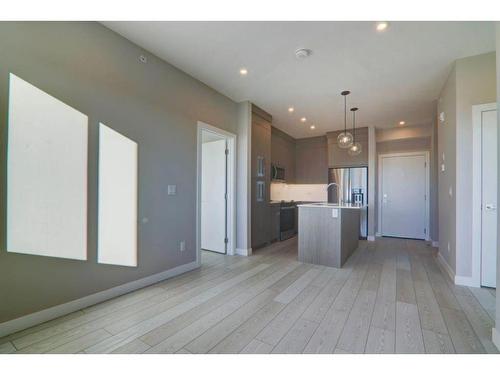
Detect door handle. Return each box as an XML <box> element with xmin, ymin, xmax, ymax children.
<box><xmin>485</xmin><ymin>204</ymin><xmax>497</xmax><ymax>211</ymax></box>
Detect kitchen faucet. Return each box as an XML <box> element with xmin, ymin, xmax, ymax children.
<box><xmin>326</xmin><ymin>183</ymin><xmax>343</xmax><ymax>205</ymax></box>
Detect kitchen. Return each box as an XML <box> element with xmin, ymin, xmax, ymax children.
<box><xmin>251</xmin><ymin>98</ymin><xmax>373</xmax><ymax>268</ymax></box>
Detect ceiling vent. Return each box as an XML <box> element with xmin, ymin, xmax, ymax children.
<box><xmin>295</xmin><ymin>48</ymin><xmax>313</xmax><ymax>59</ymax></box>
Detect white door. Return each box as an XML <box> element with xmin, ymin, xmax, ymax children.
<box><xmin>201</xmin><ymin>138</ymin><xmax>227</xmax><ymax>253</ymax></box>
<box><xmin>481</xmin><ymin>109</ymin><xmax>497</xmax><ymax>287</ymax></box>
<box><xmin>380</xmin><ymin>153</ymin><xmax>427</xmax><ymax>239</ymax></box>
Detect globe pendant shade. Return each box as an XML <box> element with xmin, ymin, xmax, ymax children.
<box><xmin>348</xmin><ymin>142</ymin><xmax>362</xmax><ymax>156</ymax></box>
<box><xmin>337</xmin><ymin>131</ymin><xmax>353</xmax><ymax>149</ymax></box>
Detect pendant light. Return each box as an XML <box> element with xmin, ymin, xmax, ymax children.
<box><xmin>337</xmin><ymin>90</ymin><xmax>354</xmax><ymax>149</ymax></box>
<box><xmin>348</xmin><ymin>107</ymin><xmax>362</xmax><ymax>156</ymax></box>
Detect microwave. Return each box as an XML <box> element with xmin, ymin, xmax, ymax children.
<box><xmin>271</xmin><ymin>164</ymin><xmax>285</xmax><ymax>181</ymax></box>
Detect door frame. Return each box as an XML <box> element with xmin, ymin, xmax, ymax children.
<box><xmin>196</xmin><ymin>121</ymin><xmax>237</xmax><ymax>265</ymax></box>
<box><xmin>471</xmin><ymin>103</ymin><xmax>497</xmax><ymax>287</ymax></box>
<box><xmin>377</xmin><ymin>151</ymin><xmax>430</xmax><ymax>240</ymax></box>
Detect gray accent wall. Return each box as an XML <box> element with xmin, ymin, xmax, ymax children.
<box><xmin>0</xmin><ymin>22</ymin><xmax>240</xmax><ymax>323</ymax></box>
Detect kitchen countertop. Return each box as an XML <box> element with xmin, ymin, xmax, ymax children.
<box><xmin>297</xmin><ymin>202</ymin><xmax>365</xmax><ymax>209</ymax></box>
<box><xmin>269</xmin><ymin>200</ymin><xmax>320</xmax><ymax>205</ymax></box>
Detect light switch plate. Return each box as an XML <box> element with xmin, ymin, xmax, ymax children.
<box><xmin>439</xmin><ymin>112</ymin><xmax>445</xmax><ymax>123</ymax></box>
<box><xmin>167</xmin><ymin>185</ymin><xmax>177</xmax><ymax>195</ymax></box>
<box><xmin>332</xmin><ymin>208</ymin><xmax>339</xmax><ymax>218</ymax></box>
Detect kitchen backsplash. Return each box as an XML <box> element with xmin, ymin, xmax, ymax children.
<box><xmin>271</xmin><ymin>183</ymin><xmax>327</xmax><ymax>202</ymax></box>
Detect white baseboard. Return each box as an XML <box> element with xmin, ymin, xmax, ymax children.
<box><xmin>367</xmin><ymin>235</ymin><xmax>376</xmax><ymax>242</ymax></box>
<box><xmin>235</xmin><ymin>247</ymin><xmax>252</xmax><ymax>256</ymax></box>
<box><xmin>436</xmin><ymin>251</ymin><xmax>455</xmax><ymax>282</ymax></box>
<box><xmin>0</xmin><ymin>260</ymin><xmax>199</xmax><ymax>338</ymax></box>
<box><xmin>493</xmin><ymin>327</ymin><xmax>500</xmax><ymax>351</ymax></box>
<box><xmin>432</xmin><ymin>241</ymin><xmax>439</xmax><ymax>248</ymax></box>
<box><xmin>454</xmin><ymin>275</ymin><xmax>477</xmax><ymax>287</ymax></box>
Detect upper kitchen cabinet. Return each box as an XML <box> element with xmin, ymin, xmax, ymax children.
<box><xmin>327</xmin><ymin>127</ymin><xmax>368</xmax><ymax>168</ymax></box>
<box><xmin>251</xmin><ymin>104</ymin><xmax>272</xmax><ymax>248</ymax></box>
<box><xmin>271</xmin><ymin>127</ymin><xmax>296</xmax><ymax>183</ymax></box>
<box><xmin>295</xmin><ymin>136</ymin><xmax>328</xmax><ymax>184</ymax></box>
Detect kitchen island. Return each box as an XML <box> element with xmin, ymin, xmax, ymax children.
<box><xmin>297</xmin><ymin>203</ymin><xmax>361</xmax><ymax>268</ymax></box>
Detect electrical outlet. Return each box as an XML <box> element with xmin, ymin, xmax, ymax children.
<box><xmin>180</xmin><ymin>240</ymin><xmax>186</xmax><ymax>252</ymax></box>
<box><xmin>331</xmin><ymin>208</ymin><xmax>339</xmax><ymax>218</ymax></box>
<box><xmin>441</xmin><ymin>164</ymin><xmax>445</xmax><ymax>172</ymax></box>
<box><xmin>449</xmin><ymin>186</ymin><xmax>453</xmax><ymax>197</ymax></box>
<box><xmin>447</xmin><ymin>242</ymin><xmax>450</xmax><ymax>253</ymax></box>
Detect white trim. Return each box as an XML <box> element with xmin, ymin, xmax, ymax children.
<box><xmin>432</xmin><ymin>241</ymin><xmax>439</xmax><ymax>248</ymax></box>
<box><xmin>235</xmin><ymin>247</ymin><xmax>253</xmax><ymax>256</ymax></box>
<box><xmin>471</xmin><ymin>103</ymin><xmax>497</xmax><ymax>288</ymax></box>
<box><xmin>492</xmin><ymin>327</ymin><xmax>500</xmax><ymax>351</ymax></box>
<box><xmin>377</xmin><ymin>151</ymin><xmax>430</xmax><ymax>240</ymax></box>
<box><xmin>367</xmin><ymin>235</ymin><xmax>376</xmax><ymax>242</ymax></box>
<box><xmin>0</xmin><ymin>260</ymin><xmax>199</xmax><ymax>337</ymax></box>
<box><xmin>436</xmin><ymin>251</ymin><xmax>455</xmax><ymax>282</ymax></box>
<box><xmin>196</xmin><ymin>121</ymin><xmax>237</xmax><ymax>262</ymax></box>
<box><xmin>454</xmin><ymin>275</ymin><xmax>476</xmax><ymax>287</ymax></box>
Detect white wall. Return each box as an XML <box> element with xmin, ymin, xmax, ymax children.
<box><xmin>495</xmin><ymin>22</ymin><xmax>500</xmax><ymax>351</ymax></box>
<box><xmin>438</xmin><ymin>52</ymin><xmax>496</xmax><ymax>280</ymax></box>
<box><xmin>455</xmin><ymin>52</ymin><xmax>496</xmax><ymax>278</ymax></box>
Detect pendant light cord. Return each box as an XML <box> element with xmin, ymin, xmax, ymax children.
<box><xmin>344</xmin><ymin>95</ymin><xmax>347</xmax><ymax>133</ymax></box>
<box><xmin>352</xmin><ymin>110</ymin><xmax>356</xmax><ymax>142</ymax></box>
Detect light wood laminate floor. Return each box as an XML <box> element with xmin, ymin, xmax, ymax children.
<box><xmin>0</xmin><ymin>237</ymin><xmax>497</xmax><ymax>354</ymax></box>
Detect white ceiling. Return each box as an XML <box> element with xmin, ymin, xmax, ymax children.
<box><xmin>103</xmin><ymin>21</ymin><xmax>495</xmax><ymax>139</ymax></box>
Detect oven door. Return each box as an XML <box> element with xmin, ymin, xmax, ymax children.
<box><xmin>280</xmin><ymin>206</ymin><xmax>296</xmax><ymax>240</ymax></box>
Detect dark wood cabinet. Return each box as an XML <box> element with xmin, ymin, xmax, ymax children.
<box><xmin>251</xmin><ymin>105</ymin><xmax>272</xmax><ymax>249</ymax></box>
<box><xmin>295</xmin><ymin>136</ymin><xmax>328</xmax><ymax>184</ymax></box>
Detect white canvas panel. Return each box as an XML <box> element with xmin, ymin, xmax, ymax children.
<box><xmin>7</xmin><ymin>73</ymin><xmax>88</xmax><ymax>260</ymax></box>
<box><xmin>98</xmin><ymin>123</ymin><xmax>138</xmax><ymax>267</ymax></box>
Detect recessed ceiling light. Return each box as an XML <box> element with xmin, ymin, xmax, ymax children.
<box><xmin>310</xmin><ymin>125</ymin><xmax>316</xmax><ymax>130</ymax></box>
<box><xmin>399</xmin><ymin>121</ymin><xmax>406</xmax><ymax>125</ymax></box>
<box><xmin>239</xmin><ymin>68</ymin><xmax>248</xmax><ymax>76</ymax></box>
<box><xmin>376</xmin><ymin>22</ymin><xmax>389</xmax><ymax>32</ymax></box>
<box><xmin>288</xmin><ymin>107</ymin><xmax>294</xmax><ymax>113</ymax></box>
<box><xmin>300</xmin><ymin>117</ymin><xmax>307</xmax><ymax>123</ymax></box>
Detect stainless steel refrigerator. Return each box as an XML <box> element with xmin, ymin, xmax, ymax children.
<box><xmin>328</xmin><ymin>167</ymin><xmax>368</xmax><ymax>239</ymax></box>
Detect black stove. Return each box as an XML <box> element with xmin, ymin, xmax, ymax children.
<box><xmin>279</xmin><ymin>200</ymin><xmax>296</xmax><ymax>240</ymax></box>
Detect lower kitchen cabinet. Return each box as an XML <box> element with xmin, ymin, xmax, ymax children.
<box><xmin>270</xmin><ymin>204</ymin><xmax>280</xmax><ymax>242</ymax></box>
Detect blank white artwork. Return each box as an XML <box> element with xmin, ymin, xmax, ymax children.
<box><xmin>7</xmin><ymin>73</ymin><xmax>88</xmax><ymax>260</ymax></box>
<box><xmin>98</xmin><ymin>123</ymin><xmax>138</xmax><ymax>267</ymax></box>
